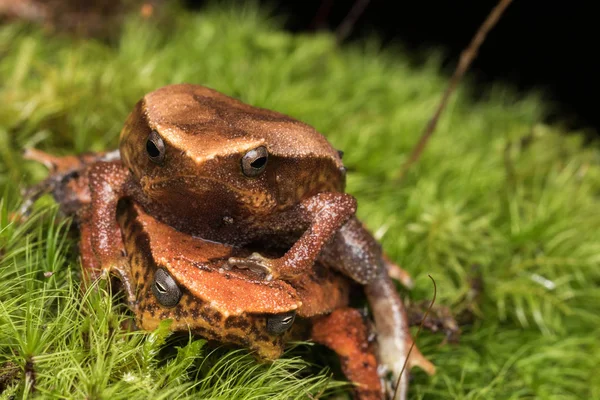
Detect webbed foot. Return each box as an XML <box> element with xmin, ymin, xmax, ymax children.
<box><xmin>20</xmin><ymin>148</ymin><xmax>108</xmax><ymax>217</ymax></box>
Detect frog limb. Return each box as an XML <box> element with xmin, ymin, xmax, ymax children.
<box><xmin>382</xmin><ymin>255</ymin><xmax>414</xmax><ymax>289</ymax></box>
<box><xmin>311</xmin><ymin>308</ymin><xmax>383</xmax><ymax>400</ymax></box>
<box><xmin>227</xmin><ymin>192</ymin><xmax>357</xmax><ymax>280</ymax></box>
<box><xmin>365</xmin><ymin>275</ymin><xmax>435</xmax><ymax>400</ymax></box>
<box><xmin>87</xmin><ymin>161</ymin><xmax>133</xmax><ymax>280</ymax></box>
<box><xmin>21</xmin><ymin>148</ymin><xmax>119</xmax><ymax>216</ymax></box>
<box><xmin>78</xmin><ymin>204</ymin><xmax>137</xmax><ymax>311</ymax></box>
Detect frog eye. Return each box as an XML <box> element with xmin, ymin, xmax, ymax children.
<box><xmin>266</xmin><ymin>311</ymin><xmax>296</xmax><ymax>334</ymax></box>
<box><xmin>241</xmin><ymin>146</ymin><xmax>268</xmax><ymax>177</ymax></box>
<box><xmin>152</xmin><ymin>268</ymin><xmax>181</xmax><ymax>307</ymax></box>
<box><xmin>146</xmin><ymin>130</ymin><xmax>166</xmax><ymax>164</ymax></box>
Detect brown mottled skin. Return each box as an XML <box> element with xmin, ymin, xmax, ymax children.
<box><xmin>24</xmin><ymin>152</ymin><xmax>383</xmax><ymax>399</ymax></box>
<box><xmin>119</xmin><ymin>202</ymin><xmax>352</xmax><ymax>359</ymax></box>
<box><xmin>24</xmin><ymin>84</ymin><xmax>436</xmax><ymax>399</ymax></box>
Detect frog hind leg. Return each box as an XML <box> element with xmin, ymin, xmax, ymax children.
<box><xmin>382</xmin><ymin>254</ymin><xmax>414</xmax><ymax>289</ymax></box>
<box><xmin>311</xmin><ymin>308</ymin><xmax>383</xmax><ymax>400</ymax></box>
<box><xmin>21</xmin><ymin>148</ymin><xmax>116</xmax><ymax>216</ymax></box>
<box><xmin>365</xmin><ymin>274</ymin><xmax>435</xmax><ymax>400</ymax></box>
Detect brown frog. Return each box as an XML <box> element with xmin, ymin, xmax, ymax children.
<box><xmin>24</xmin><ymin>150</ymin><xmax>434</xmax><ymax>400</ymax></box>
<box><xmin>24</xmin><ymin>84</ymin><xmax>435</xmax><ymax>398</ymax></box>
<box><xmin>121</xmin><ymin>201</ymin><xmax>384</xmax><ymax>399</ymax></box>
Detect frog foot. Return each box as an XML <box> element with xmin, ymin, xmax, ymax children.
<box><xmin>225</xmin><ymin>252</ymin><xmax>276</xmax><ymax>281</ymax></box>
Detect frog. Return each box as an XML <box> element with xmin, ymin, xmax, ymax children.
<box><xmin>23</xmin><ymin>149</ymin><xmax>436</xmax><ymax>400</ymax></box>
<box><xmin>23</xmin><ymin>83</ymin><xmax>435</xmax><ymax>398</ymax></box>
<box><xmin>121</xmin><ymin>200</ymin><xmax>385</xmax><ymax>399</ymax></box>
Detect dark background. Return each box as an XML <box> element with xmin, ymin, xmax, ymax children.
<box><xmin>187</xmin><ymin>0</ymin><xmax>598</xmax><ymax>135</ymax></box>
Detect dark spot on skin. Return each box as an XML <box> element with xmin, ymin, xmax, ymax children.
<box><xmin>142</xmin><ymin>301</ymin><xmax>159</xmax><ymax>317</ymax></box>
<box><xmin>134</xmin><ymin>233</ymin><xmax>150</xmax><ymax>255</ymax></box>
<box><xmin>225</xmin><ymin>317</ymin><xmax>251</xmax><ymax>330</ymax></box>
<box><xmin>225</xmin><ymin>334</ymin><xmax>250</xmax><ymax>346</ymax></box>
<box><xmin>198</xmin><ymin>309</ymin><xmax>223</xmax><ymax>325</ymax></box>
<box><xmin>313</xmin><ymin>264</ymin><xmax>329</xmax><ymax>280</ymax></box>
<box><xmin>192</xmin><ymin>325</ymin><xmax>210</xmax><ymax>337</ymax></box>
<box><xmin>257</xmin><ymin>334</ymin><xmax>271</xmax><ymax>342</ymax></box>
<box><xmin>209</xmin><ymin>310</ymin><xmax>223</xmax><ymax>323</ymax></box>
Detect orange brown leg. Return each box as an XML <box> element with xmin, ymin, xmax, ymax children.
<box><xmin>78</xmin><ymin>204</ymin><xmax>137</xmax><ymax>311</ymax></box>
<box><xmin>21</xmin><ymin>148</ymin><xmax>113</xmax><ymax>216</ymax></box>
<box><xmin>311</xmin><ymin>308</ymin><xmax>383</xmax><ymax>400</ymax></box>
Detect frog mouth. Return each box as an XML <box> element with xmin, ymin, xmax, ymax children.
<box><xmin>142</xmin><ymin>175</ymin><xmax>241</xmax><ymax>195</ymax></box>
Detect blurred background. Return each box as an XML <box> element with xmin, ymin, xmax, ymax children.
<box><xmin>2</xmin><ymin>0</ymin><xmax>596</xmax><ymax>135</ymax></box>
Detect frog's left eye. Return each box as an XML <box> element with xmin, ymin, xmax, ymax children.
<box><xmin>146</xmin><ymin>130</ymin><xmax>166</xmax><ymax>164</ymax></box>
<box><xmin>266</xmin><ymin>311</ymin><xmax>296</xmax><ymax>334</ymax></box>
<box><xmin>152</xmin><ymin>268</ymin><xmax>181</xmax><ymax>307</ymax></box>
<box><xmin>241</xmin><ymin>146</ymin><xmax>268</xmax><ymax>177</ymax></box>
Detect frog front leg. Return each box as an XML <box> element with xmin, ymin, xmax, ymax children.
<box><xmin>87</xmin><ymin>161</ymin><xmax>137</xmax><ymax>308</ymax></box>
<box><xmin>21</xmin><ymin>148</ymin><xmax>120</xmax><ymax>216</ymax></box>
<box><xmin>79</xmin><ymin>203</ymin><xmax>137</xmax><ymax>310</ymax></box>
<box><xmin>227</xmin><ymin>192</ymin><xmax>357</xmax><ymax>280</ymax></box>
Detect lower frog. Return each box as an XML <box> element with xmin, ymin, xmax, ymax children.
<box><xmin>23</xmin><ymin>149</ymin><xmax>438</xmax><ymax>399</ymax></box>
<box><xmin>122</xmin><ymin>200</ymin><xmax>385</xmax><ymax>399</ymax></box>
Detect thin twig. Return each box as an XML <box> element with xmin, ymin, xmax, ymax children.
<box><xmin>395</xmin><ymin>0</ymin><xmax>514</xmax><ymax>182</ymax></box>
<box><xmin>335</xmin><ymin>0</ymin><xmax>371</xmax><ymax>43</ymax></box>
<box><xmin>309</xmin><ymin>0</ymin><xmax>335</xmax><ymax>31</ymax></box>
<box><xmin>393</xmin><ymin>275</ymin><xmax>437</xmax><ymax>400</ymax></box>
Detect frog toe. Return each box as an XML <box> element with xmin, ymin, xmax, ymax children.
<box><xmin>226</xmin><ymin>252</ymin><xmax>276</xmax><ymax>280</ymax></box>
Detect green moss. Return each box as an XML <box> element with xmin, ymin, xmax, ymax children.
<box><xmin>1</xmin><ymin>3</ymin><xmax>599</xmax><ymax>399</ymax></box>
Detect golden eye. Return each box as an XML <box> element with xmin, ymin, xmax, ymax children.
<box><xmin>146</xmin><ymin>130</ymin><xmax>165</xmax><ymax>164</ymax></box>
<box><xmin>241</xmin><ymin>146</ymin><xmax>268</xmax><ymax>177</ymax></box>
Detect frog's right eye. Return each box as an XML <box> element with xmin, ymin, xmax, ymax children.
<box><xmin>241</xmin><ymin>146</ymin><xmax>268</xmax><ymax>177</ymax></box>
<box><xmin>266</xmin><ymin>311</ymin><xmax>296</xmax><ymax>334</ymax></box>
<box><xmin>146</xmin><ymin>131</ymin><xmax>165</xmax><ymax>164</ymax></box>
<box><xmin>152</xmin><ymin>268</ymin><xmax>181</xmax><ymax>307</ymax></box>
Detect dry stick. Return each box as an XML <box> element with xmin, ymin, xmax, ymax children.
<box><xmin>392</xmin><ymin>275</ymin><xmax>437</xmax><ymax>400</ymax></box>
<box><xmin>395</xmin><ymin>0</ymin><xmax>514</xmax><ymax>182</ymax></box>
<box><xmin>335</xmin><ymin>0</ymin><xmax>371</xmax><ymax>43</ymax></box>
<box><xmin>309</xmin><ymin>0</ymin><xmax>335</xmax><ymax>31</ymax></box>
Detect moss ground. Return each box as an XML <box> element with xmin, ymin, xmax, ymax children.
<box><xmin>1</xmin><ymin>3</ymin><xmax>599</xmax><ymax>399</ymax></box>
